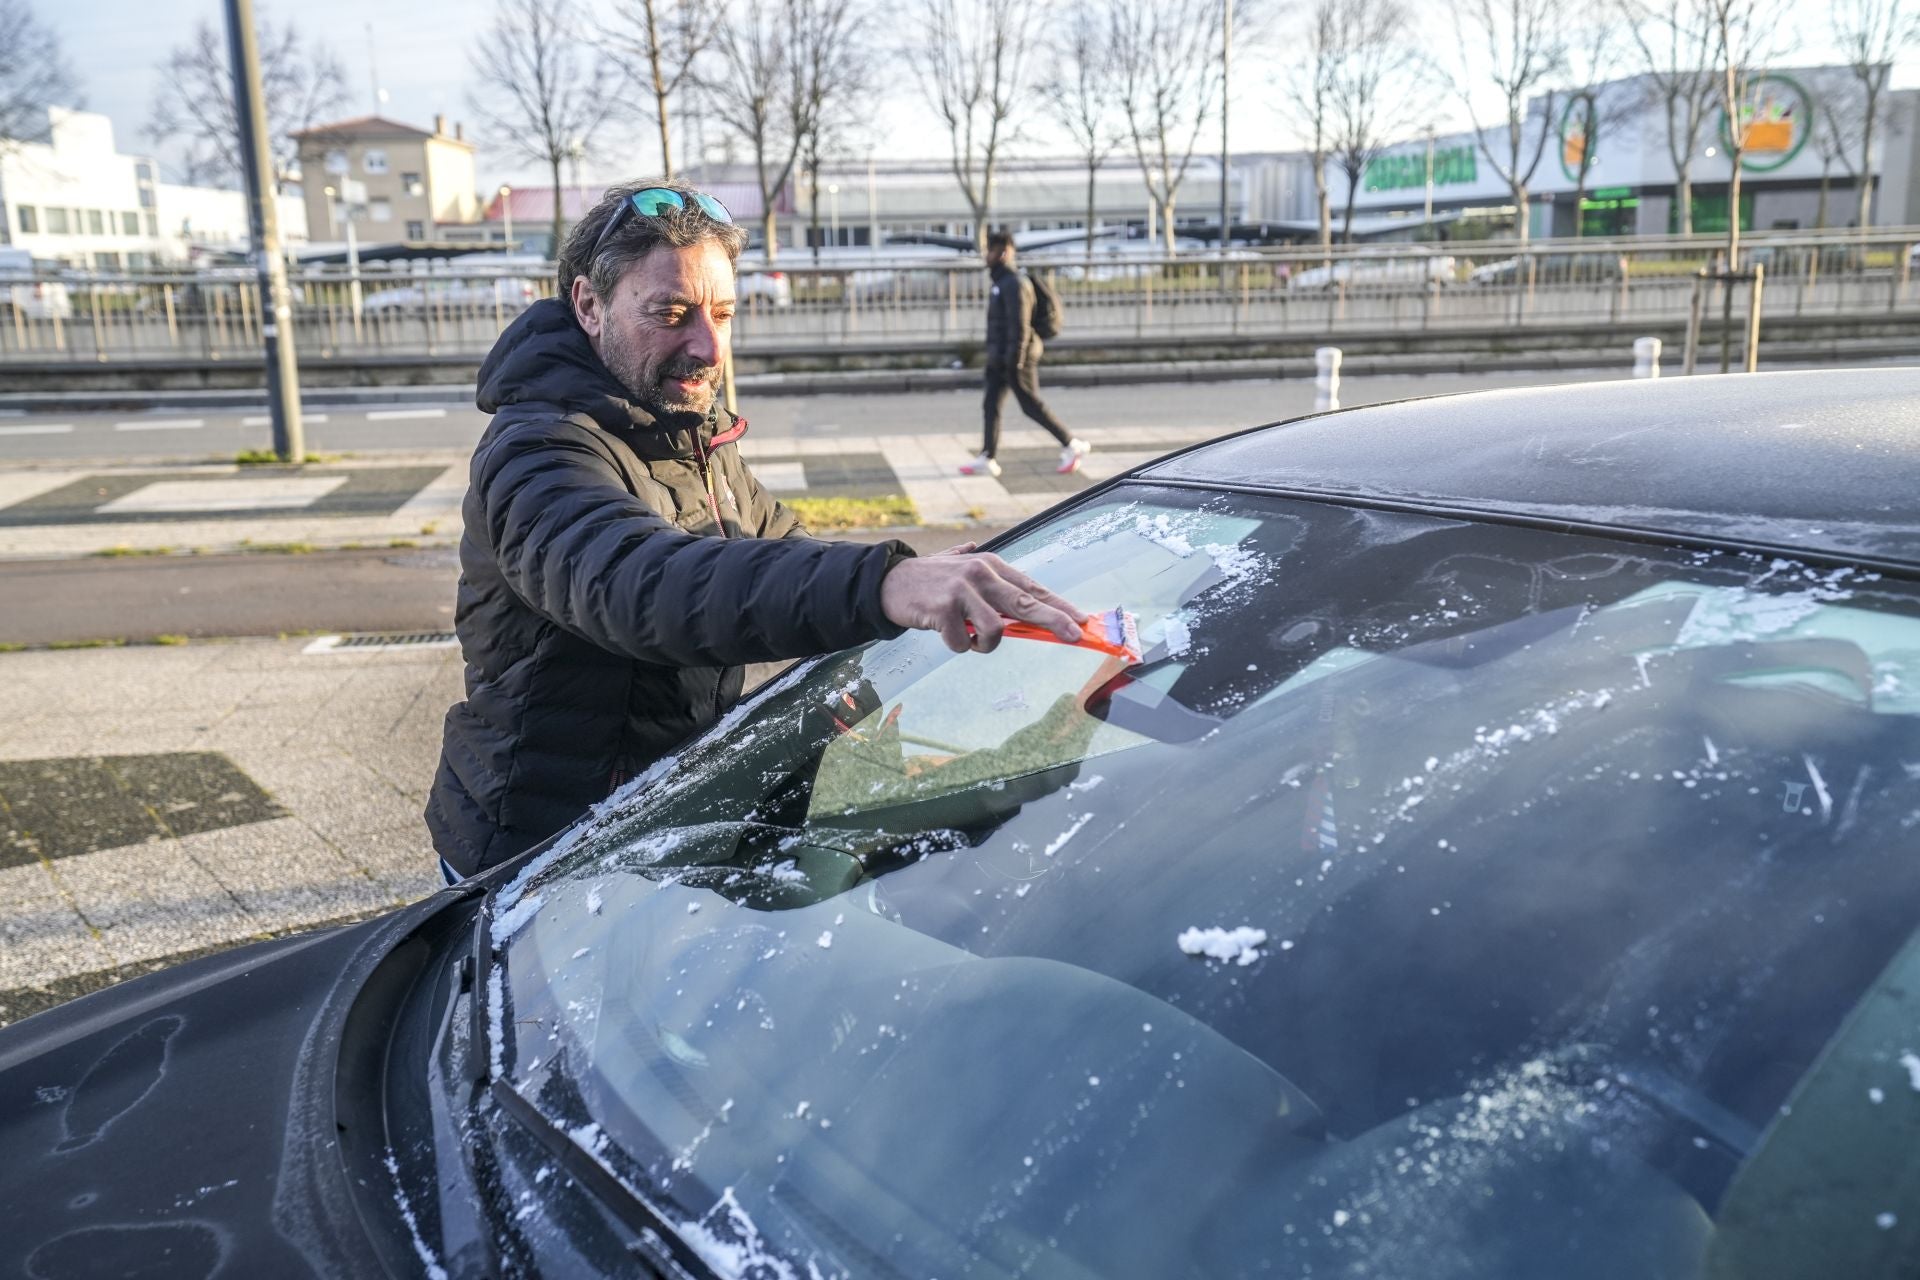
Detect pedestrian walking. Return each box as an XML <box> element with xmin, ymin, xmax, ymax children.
<box><xmin>429</xmin><ymin>181</ymin><xmax>1087</xmax><ymax>880</ymax></box>
<box><xmin>961</xmin><ymin>230</ymin><xmax>1092</xmax><ymax>479</ymax></box>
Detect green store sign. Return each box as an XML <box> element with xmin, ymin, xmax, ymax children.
<box><xmin>1362</xmin><ymin>146</ymin><xmax>1477</xmax><ymax>193</ymax></box>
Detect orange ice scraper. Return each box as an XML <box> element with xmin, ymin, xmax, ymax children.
<box><xmin>972</xmin><ymin>605</ymin><xmax>1142</xmax><ymax>663</ymax></box>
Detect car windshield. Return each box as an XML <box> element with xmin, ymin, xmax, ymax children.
<box><xmin>489</xmin><ymin>484</ymin><xmax>1920</xmax><ymax>1278</ymax></box>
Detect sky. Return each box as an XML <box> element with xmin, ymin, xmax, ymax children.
<box><xmin>40</xmin><ymin>0</ymin><xmax>1914</xmax><ymax>197</ymax></box>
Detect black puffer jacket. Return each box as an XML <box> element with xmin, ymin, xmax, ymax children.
<box><xmin>428</xmin><ymin>299</ymin><xmax>913</xmax><ymax>876</ymax></box>
<box><xmin>985</xmin><ymin>262</ymin><xmax>1039</xmax><ymax>370</ymax></box>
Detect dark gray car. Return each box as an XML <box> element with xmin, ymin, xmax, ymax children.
<box><xmin>6</xmin><ymin>369</ymin><xmax>1920</xmax><ymax>1278</ymax></box>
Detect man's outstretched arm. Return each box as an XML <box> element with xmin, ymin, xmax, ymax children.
<box><xmin>479</xmin><ymin>422</ymin><xmax>1083</xmax><ymax>665</ymax></box>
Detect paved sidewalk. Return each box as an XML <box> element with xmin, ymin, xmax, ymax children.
<box><xmin>0</xmin><ymin>637</ymin><xmax>460</xmax><ymax>1025</ymax></box>
<box><xmin>0</xmin><ymin>426</ymin><xmax>1224</xmax><ymax>559</ymax></box>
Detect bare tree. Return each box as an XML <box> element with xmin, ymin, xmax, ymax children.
<box><xmin>145</xmin><ymin>15</ymin><xmax>347</xmax><ymax>191</ymax></box>
<box><xmin>1454</xmin><ymin>0</ymin><xmax>1570</xmax><ymax>243</ymax></box>
<box><xmin>1706</xmin><ymin>0</ymin><xmax>1785</xmax><ymax>268</ymax></box>
<box><xmin>602</xmin><ymin>0</ymin><xmax>716</xmax><ymax>180</ymax></box>
<box><xmin>904</xmin><ymin>0</ymin><xmax>1036</xmax><ymax>251</ymax></box>
<box><xmin>793</xmin><ymin>0</ymin><xmax>876</xmax><ymax>257</ymax></box>
<box><xmin>1832</xmin><ymin>0</ymin><xmax>1918</xmax><ymax>233</ymax></box>
<box><xmin>1279</xmin><ymin>0</ymin><xmax>1343</xmax><ymax>253</ymax></box>
<box><xmin>1110</xmin><ymin>0</ymin><xmax>1228</xmax><ymax>253</ymax></box>
<box><xmin>1619</xmin><ymin>0</ymin><xmax>1718</xmax><ymax>234</ymax></box>
<box><xmin>1326</xmin><ymin>0</ymin><xmax>1418</xmax><ymax>244</ymax></box>
<box><xmin>470</xmin><ymin>0</ymin><xmax>617</xmax><ymax>254</ymax></box>
<box><xmin>703</xmin><ymin>0</ymin><xmax>810</xmax><ymax>259</ymax></box>
<box><xmin>0</xmin><ymin>0</ymin><xmax>78</xmax><ymax>158</ymax></box>
<box><xmin>1040</xmin><ymin>2</ymin><xmax>1125</xmax><ymax>257</ymax></box>
<box><xmin>1809</xmin><ymin>85</ymin><xmax>1866</xmax><ymax>228</ymax></box>
<box><xmin>1560</xmin><ymin>22</ymin><xmax>1639</xmax><ymax>235</ymax></box>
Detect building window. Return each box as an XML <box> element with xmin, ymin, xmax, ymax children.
<box><xmin>405</xmin><ymin>219</ymin><xmax>425</xmax><ymax>239</ymax></box>
<box><xmin>369</xmin><ymin>197</ymin><xmax>393</xmax><ymax>223</ymax></box>
<box><xmin>401</xmin><ymin>171</ymin><xmax>424</xmax><ymax>197</ymax></box>
<box><xmin>325</xmin><ymin>149</ymin><xmax>349</xmax><ymax>174</ymax></box>
<box><xmin>121</xmin><ymin>211</ymin><xmax>140</xmax><ymax>235</ymax></box>
<box><xmin>17</xmin><ymin>205</ymin><xmax>36</xmax><ymax>234</ymax></box>
<box><xmin>144</xmin><ymin>212</ymin><xmax>159</xmax><ymax>237</ymax></box>
<box><xmin>364</xmin><ymin>149</ymin><xmax>389</xmax><ymax>175</ymax></box>
<box><xmin>138</xmin><ymin>185</ymin><xmax>155</xmax><ymax>209</ymax></box>
<box><xmin>95</xmin><ymin>251</ymin><xmax>122</xmax><ymax>270</ymax></box>
<box><xmin>46</xmin><ymin>208</ymin><xmax>68</xmax><ymax>234</ymax></box>
<box><xmin>87</xmin><ymin>209</ymin><xmax>105</xmax><ymax>235</ymax></box>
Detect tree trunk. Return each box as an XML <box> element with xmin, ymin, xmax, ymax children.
<box><xmin>1816</xmin><ymin>168</ymin><xmax>1830</xmax><ymax>230</ymax></box>
<box><xmin>808</xmin><ymin>141</ymin><xmax>822</xmax><ymax>262</ymax></box>
<box><xmin>1513</xmin><ymin>182</ymin><xmax>1530</xmax><ymax>244</ymax></box>
<box><xmin>1573</xmin><ymin>177</ymin><xmax>1588</xmax><ymax>237</ymax></box>
<box><xmin>1162</xmin><ymin>195</ymin><xmax>1177</xmax><ymax>253</ymax></box>
<box><xmin>550</xmin><ymin>154</ymin><xmax>565</xmax><ymax>257</ymax></box>
<box><xmin>1859</xmin><ymin>97</ymin><xmax>1878</xmax><ymax>232</ymax></box>
<box><xmin>1314</xmin><ymin>162</ymin><xmax>1330</xmax><ymax>255</ymax></box>
<box><xmin>1341</xmin><ymin>181</ymin><xmax>1358</xmax><ymax>245</ymax></box>
<box><xmin>763</xmin><ymin>205</ymin><xmax>780</xmax><ymax>264</ymax></box>
<box><xmin>646</xmin><ymin>0</ymin><xmax>673</xmax><ymax>179</ymax></box>
<box><xmin>1085</xmin><ymin>158</ymin><xmax>1098</xmax><ymax>257</ymax></box>
<box><xmin>1727</xmin><ymin>160</ymin><xmax>1742</xmax><ymax>270</ymax></box>
<box><xmin>1677</xmin><ymin>170</ymin><xmax>1693</xmax><ymax>235</ymax></box>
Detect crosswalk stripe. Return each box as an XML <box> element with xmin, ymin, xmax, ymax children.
<box><xmin>114</xmin><ymin>418</ymin><xmax>205</xmax><ymax>431</ymax></box>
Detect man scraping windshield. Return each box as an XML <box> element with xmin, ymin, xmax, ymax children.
<box><xmin>429</xmin><ymin>181</ymin><xmax>1086</xmax><ymax>880</ymax></box>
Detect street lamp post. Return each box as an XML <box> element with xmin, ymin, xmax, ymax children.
<box><xmin>500</xmin><ymin>184</ymin><xmax>513</xmax><ymax>248</ymax></box>
<box><xmin>323</xmin><ymin>185</ymin><xmax>336</xmax><ymax>240</ymax></box>
<box><xmin>828</xmin><ymin>183</ymin><xmax>840</xmax><ymax>247</ymax></box>
<box><xmin>223</xmin><ymin>0</ymin><xmax>302</xmax><ymax>463</ymax></box>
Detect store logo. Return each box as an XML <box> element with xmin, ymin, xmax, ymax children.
<box><xmin>1557</xmin><ymin>92</ymin><xmax>1601</xmax><ymax>183</ymax></box>
<box><xmin>1717</xmin><ymin>73</ymin><xmax>1814</xmax><ymax>172</ymax></box>
<box><xmin>1362</xmin><ymin>145</ymin><xmax>1477</xmax><ymax>193</ymax></box>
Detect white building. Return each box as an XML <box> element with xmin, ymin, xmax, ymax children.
<box><xmin>1326</xmin><ymin>66</ymin><xmax>1920</xmax><ymax>241</ymax></box>
<box><xmin>0</xmin><ymin>108</ymin><xmax>305</xmax><ymax>269</ymax></box>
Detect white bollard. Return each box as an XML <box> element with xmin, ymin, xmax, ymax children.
<box><xmin>1314</xmin><ymin>346</ymin><xmax>1343</xmax><ymax>411</ymax></box>
<box><xmin>1632</xmin><ymin>336</ymin><xmax>1662</xmax><ymax>379</ymax></box>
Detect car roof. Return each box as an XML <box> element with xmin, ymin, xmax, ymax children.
<box><xmin>1144</xmin><ymin>368</ymin><xmax>1920</xmax><ymax>574</ymax></box>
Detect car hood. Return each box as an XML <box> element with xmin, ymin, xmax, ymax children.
<box><xmin>0</xmin><ymin>894</ymin><xmax>466</xmax><ymax>1279</ymax></box>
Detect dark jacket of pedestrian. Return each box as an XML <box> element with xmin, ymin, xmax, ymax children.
<box><xmin>427</xmin><ymin>298</ymin><xmax>913</xmax><ymax>876</ymax></box>
<box><xmin>985</xmin><ymin>262</ymin><xmax>1039</xmax><ymax>370</ymax></box>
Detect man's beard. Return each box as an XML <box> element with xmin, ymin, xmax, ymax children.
<box><xmin>605</xmin><ymin>344</ymin><xmax>721</xmax><ymax>420</ymax></box>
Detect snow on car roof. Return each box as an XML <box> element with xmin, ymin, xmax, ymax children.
<box><xmin>1147</xmin><ymin>368</ymin><xmax>1920</xmax><ymax>573</ymax></box>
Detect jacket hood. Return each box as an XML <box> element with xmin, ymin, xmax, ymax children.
<box><xmin>475</xmin><ymin>297</ymin><xmax>736</xmax><ymax>459</ymax></box>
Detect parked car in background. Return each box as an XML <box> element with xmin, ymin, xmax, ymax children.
<box><xmin>734</xmin><ymin>265</ymin><xmax>793</xmax><ymax>308</ymax></box>
<box><xmin>1468</xmin><ymin>251</ymin><xmax>1627</xmax><ymax>287</ymax></box>
<box><xmin>0</xmin><ymin>246</ymin><xmax>73</xmax><ymax>320</ymax></box>
<box><xmin>362</xmin><ymin>254</ymin><xmax>548</xmax><ymax>315</ymax></box>
<box><xmin>1290</xmin><ymin>251</ymin><xmax>1457</xmax><ymax>290</ymax></box>
<box><xmin>7</xmin><ymin>371</ymin><xmax>1920</xmax><ymax>1278</ymax></box>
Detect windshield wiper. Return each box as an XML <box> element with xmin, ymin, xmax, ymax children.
<box><xmin>469</xmin><ymin>900</ymin><xmax>722</xmax><ymax>1280</ymax></box>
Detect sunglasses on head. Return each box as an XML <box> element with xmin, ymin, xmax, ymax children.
<box><xmin>588</xmin><ymin>187</ymin><xmax>734</xmax><ymax>263</ymax></box>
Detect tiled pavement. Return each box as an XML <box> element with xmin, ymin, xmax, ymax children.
<box><xmin>0</xmin><ymin>427</ymin><xmax>1225</xmax><ymax>559</ymax></box>
<box><xmin>0</xmin><ymin>638</ymin><xmax>461</xmax><ymax>1025</ymax></box>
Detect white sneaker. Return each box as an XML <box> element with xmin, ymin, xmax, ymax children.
<box><xmin>1056</xmin><ymin>438</ymin><xmax>1092</xmax><ymax>474</ymax></box>
<box><xmin>960</xmin><ymin>452</ymin><xmax>1002</xmax><ymax>478</ymax></box>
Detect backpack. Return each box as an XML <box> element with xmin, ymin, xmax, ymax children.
<box><xmin>1025</xmin><ymin>269</ymin><xmax>1063</xmax><ymax>340</ymax></box>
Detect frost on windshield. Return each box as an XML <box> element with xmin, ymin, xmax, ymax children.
<box><xmin>479</xmin><ymin>487</ymin><xmax>1920</xmax><ymax>1279</ymax></box>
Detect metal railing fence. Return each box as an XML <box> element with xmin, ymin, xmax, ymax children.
<box><xmin>4</xmin><ymin>228</ymin><xmax>1917</xmax><ymax>364</ymax></box>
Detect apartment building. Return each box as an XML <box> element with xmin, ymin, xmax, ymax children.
<box><xmin>293</xmin><ymin>114</ymin><xmax>481</xmax><ymax>244</ymax></box>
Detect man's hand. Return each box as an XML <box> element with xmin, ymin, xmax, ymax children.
<box><xmin>881</xmin><ymin>552</ymin><xmax>1087</xmax><ymax>654</ymax></box>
